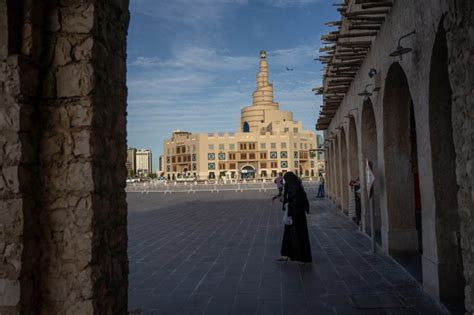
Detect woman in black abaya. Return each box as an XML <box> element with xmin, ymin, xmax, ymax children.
<box><xmin>278</xmin><ymin>172</ymin><xmax>312</xmax><ymax>263</ymax></box>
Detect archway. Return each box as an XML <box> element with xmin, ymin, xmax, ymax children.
<box><xmin>361</xmin><ymin>99</ymin><xmax>381</xmax><ymax>243</ymax></box>
<box><xmin>334</xmin><ymin>135</ymin><xmax>341</xmax><ymax>207</ymax></box>
<box><xmin>429</xmin><ymin>19</ymin><xmax>465</xmax><ymax>306</ymax></box>
<box><xmin>383</xmin><ymin>62</ymin><xmax>421</xmax><ymax>281</ymax></box>
<box><xmin>339</xmin><ymin>127</ymin><xmax>349</xmax><ymax>213</ymax></box>
<box><xmin>241</xmin><ymin>165</ymin><xmax>256</xmax><ymax>179</ymax></box>
<box><xmin>348</xmin><ymin>117</ymin><xmax>361</xmax><ymax>224</ymax></box>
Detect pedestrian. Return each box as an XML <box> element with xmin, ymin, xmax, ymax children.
<box><xmin>316</xmin><ymin>173</ymin><xmax>325</xmax><ymax>197</ymax></box>
<box><xmin>272</xmin><ymin>172</ymin><xmax>284</xmax><ymax>201</ymax></box>
<box><xmin>277</xmin><ymin>172</ymin><xmax>312</xmax><ymax>264</ymax></box>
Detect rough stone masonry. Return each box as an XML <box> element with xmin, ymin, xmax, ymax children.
<box><xmin>0</xmin><ymin>0</ymin><xmax>129</xmax><ymax>313</ymax></box>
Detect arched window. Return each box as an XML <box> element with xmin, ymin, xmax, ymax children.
<box><xmin>243</xmin><ymin>121</ymin><xmax>250</xmax><ymax>133</ymax></box>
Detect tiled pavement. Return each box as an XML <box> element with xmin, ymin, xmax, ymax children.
<box><xmin>127</xmin><ymin>191</ymin><xmax>450</xmax><ymax>315</ymax></box>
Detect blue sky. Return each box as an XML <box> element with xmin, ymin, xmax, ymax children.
<box><xmin>127</xmin><ymin>0</ymin><xmax>339</xmax><ymax>171</ymax></box>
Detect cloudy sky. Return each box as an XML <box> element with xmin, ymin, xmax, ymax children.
<box><xmin>127</xmin><ymin>0</ymin><xmax>339</xmax><ymax>170</ymax></box>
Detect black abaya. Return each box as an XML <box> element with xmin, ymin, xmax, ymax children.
<box><xmin>280</xmin><ymin>172</ymin><xmax>312</xmax><ymax>263</ymax></box>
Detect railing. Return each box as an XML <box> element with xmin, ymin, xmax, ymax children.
<box><xmin>126</xmin><ymin>179</ymin><xmax>319</xmax><ymax>194</ymax></box>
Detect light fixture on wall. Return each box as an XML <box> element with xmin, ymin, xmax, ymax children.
<box><xmin>358</xmin><ymin>84</ymin><xmax>373</xmax><ymax>100</ymax></box>
<box><xmin>368</xmin><ymin>68</ymin><xmax>377</xmax><ymax>78</ymax></box>
<box><xmin>344</xmin><ymin>108</ymin><xmax>359</xmax><ymax>119</ymax></box>
<box><xmin>389</xmin><ymin>30</ymin><xmax>416</xmax><ymax>60</ymax></box>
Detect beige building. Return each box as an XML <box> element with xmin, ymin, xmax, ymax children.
<box><xmin>162</xmin><ymin>50</ymin><xmax>318</xmax><ymax>181</ymax></box>
<box><xmin>136</xmin><ymin>149</ymin><xmax>152</xmax><ymax>176</ymax></box>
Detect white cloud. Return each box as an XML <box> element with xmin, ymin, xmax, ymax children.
<box><xmin>130</xmin><ymin>0</ymin><xmax>248</xmax><ymax>27</ymax></box>
<box><xmin>260</xmin><ymin>0</ymin><xmax>322</xmax><ymax>7</ymax></box>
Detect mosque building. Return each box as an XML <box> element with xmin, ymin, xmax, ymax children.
<box><xmin>161</xmin><ymin>50</ymin><xmax>319</xmax><ymax>180</ymax></box>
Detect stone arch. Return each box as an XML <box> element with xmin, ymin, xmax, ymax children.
<box><xmin>334</xmin><ymin>135</ymin><xmax>341</xmax><ymax>207</ymax></box>
<box><xmin>382</xmin><ymin>62</ymin><xmax>421</xmax><ymax>260</ymax></box>
<box><xmin>348</xmin><ymin>116</ymin><xmax>361</xmax><ymax>223</ymax></box>
<box><xmin>339</xmin><ymin>127</ymin><xmax>349</xmax><ymax>213</ymax></box>
<box><xmin>428</xmin><ymin>18</ymin><xmax>465</xmax><ymax>305</ymax></box>
<box><xmin>361</xmin><ymin>99</ymin><xmax>381</xmax><ymax>243</ymax></box>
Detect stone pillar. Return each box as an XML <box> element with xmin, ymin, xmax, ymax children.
<box><xmin>0</xmin><ymin>0</ymin><xmax>129</xmax><ymax>313</ymax></box>
<box><xmin>445</xmin><ymin>1</ymin><xmax>474</xmax><ymax>312</ymax></box>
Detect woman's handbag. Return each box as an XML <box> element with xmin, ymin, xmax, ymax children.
<box><xmin>282</xmin><ymin>204</ymin><xmax>293</xmax><ymax>226</ymax></box>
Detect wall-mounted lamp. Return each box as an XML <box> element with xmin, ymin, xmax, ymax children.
<box><xmin>368</xmin><ymin>68</ymin><xmax>377</xmax><ymax>78</ymax></box>
<box><xmin>358</xmin><ymin>84</ymin><xmax>373</xmax><ymax>100</ymax></box>
<box><xmin>344</xmin><ymin>108</ymin><xmax>359</xmax><ymax>119</ymax></box>
<box><xmin>389</xmin><ymin>30</ymin><xmax>416</xmax><ymax>60</ymax></box>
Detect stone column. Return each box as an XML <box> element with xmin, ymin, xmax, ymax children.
<box><xmin>445</xmin><ymin>1</ymin><xmax>474</xmax><ymax>312</ymax></box>
<box><xmin>0</xmin><ymin>0</ymin><xmax>130</xmax><ymax>313</ymax></box>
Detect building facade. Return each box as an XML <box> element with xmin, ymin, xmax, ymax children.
<box><xmin>136</xmin><ymin>149</ymin><xmax>152</xmax><ymax>176</ymax></box>
<box><xmin>126</xmin><ymin>147</ymin><xmax>137</xmax><ymax>177</ymax></box>
<box><xmin>162</xmin><ymin>51</ymin><xmax>318</xmax><ymax>181</ymax></box>
<box><xmin>316</xmin><ymin>0</ymin><xmax>474</xmax><ymax>311</ymax></box>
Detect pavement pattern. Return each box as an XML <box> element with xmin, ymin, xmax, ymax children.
<box><xmin>128</xmin><ymin>191</ymin><xmax>450</xmax><ymax>315</ymax></box>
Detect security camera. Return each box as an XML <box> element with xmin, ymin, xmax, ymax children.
<box><xmin>368</xmin><ymin>68</ymin><xmax>377</xmax><ymax>78</ymax></box>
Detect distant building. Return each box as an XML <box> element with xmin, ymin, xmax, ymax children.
<box><xmin>126</xmin><ymin>147</ymin><xmax>137</xmax><ymax>177</ymax></box>
<box><xmin>136</xmin><ymin>149</ymin><xmax>152</xmax><ymax>176</ymax></box>
<box><xmin>162</xmin><ymin>50</ymin><xmax>318</xmax><ymax>181</ymax></box>
<box><xmin>316</xmin><ymin>135</ymin><xmax>325</xmax><ymax>175</ymax></box>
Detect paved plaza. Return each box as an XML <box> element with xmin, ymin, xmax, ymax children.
<box><xmin>128</xmin><ymin>191</ymin><xmax>450</xmax><ymax>315</ymax></box>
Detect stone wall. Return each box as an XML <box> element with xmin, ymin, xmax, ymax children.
<box><xmin>0</xmin><ymin>0</ymin><xmax>129</xmax><ymax>313</ymax></box>
<box><xmin>445</xmin><ymin>1</ymin><xmax>474</xmax><ymax>312</ymax></box>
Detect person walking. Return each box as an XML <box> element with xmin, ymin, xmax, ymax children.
<box><xmin>316</xmin><ymin>173</ymin><xmax>325</xmax><ymax>197</ymax></box>
<box><xmin>277</xmin><ymin>172</ymin><xmax>312</xmax><ymax>264</ymax></box>
<box><xmin>272</xmin><ymin>172</ymin><xmax>284</xmax><ymax>201</ymax></box>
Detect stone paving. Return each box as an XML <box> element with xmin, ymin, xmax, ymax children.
<box><xmin>128</xmin><ymin>191</ymin><xmax>450</xmax><ymax>315</ymax></box>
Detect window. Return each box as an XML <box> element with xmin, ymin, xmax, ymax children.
<box><xmin>270</xmin><ymin>161</ymin><xmax>277</xmax><ymax>168</ymax></box>
<box><xmin>241</xmin><ymin>153</ymin><xmax>247</xmax><ymax>160</ymax></box>
<box><xmin>271</xmin><ymin>170</ymin><xmax>277</xmax><ymax>177</ymax></box>
<box><xmin>284</xmin><ymin>128</ymin><xmax>289</xmax><ymax>132</ymax></box>
<box><xmin>294</xmin><ymin>151</ymin><xmax>298</xmax><ymax>158</ymax></box>
<box><xmin>261</xmin><ymin>162</ymin><xmax>267</xmax><ymax>169</ymax></box>
<box><xmin>192</xmin><ymin>163</ymin><xmax>197</xmax><ymax>171</ymax></box>
<box><xmin>281</xmin><ymin>161</ymin><xmax>288</xmax><ymax>168</ymax></box>
<box><xmin>218</xmin><ymin>153</ymin><xmax>226</xmax><ymax>160</ymax></box>
<box><xmin>208</xmin><ymin>153</ymin><xmax>215</xmax><ymax>160</ymax></box>
<box><xmin>260</xmin><ymin>143</ymin><xmax>266</xmax><ymax>149</ymax></box>
<box><xmin>172</xmin><ymin>165</ymin><xmax>177</xmax><ymax>172</ymax></box>
<box><xmin>187</xmin><ymin>146</ymin><xmax>190</xmax><ymax>152</ymax></box>
<box><xmin>280</xmin><ymin>151</ymin><xmax>288</xmax><ymax>158</ymax></box>
<box><xmin>271</xmin><ymin>143</ymin><xmax>276</xmax><ymax>149</ymax></box>
<box><xmin>261</xmin><ymin>170</ymin><xmax>267</xmax><ymax>177</ymax></box>
<box><xmin>208</xmin><ymin>144</ymin><xmax>214</xmax><ymax>150</ymax></box>
<box><xmin>270</xmin><ymin>151</ymin><xmax>277</xmax><ymax>159</ymax></box>
<box><xmin>208</xmin><ymin>172</ymin><xmax>215</xmax><ymax>179</ymax></box>
<box><xmin>294</xmin><ymin>161</ymin><xmax>299</xmax><ymax>168</ymax></box>
<box><xmin>260</xmin><ymin>152</ymin><xmax>267</xmax><ymax>159</ymax></box>
<box><xmin>229</xmin><ymin>143</ymin><xmax>235</xmax><ymax>150</ymax></box>
<box><xmin>208</xmin><ymin>163</ymin><xmax>216</xmax><ymax>170</ymax></box>
<box><xmin>229</xmin><ymin>153</ymin><xmax>236</xmax><ymax>160</ymax></box>
<box><xmin>219</xmin><ymin>163</ymin><xmax>226</xmax><ymax>170</ymax></box>
<box><xmin>249</xmin><ymin>143</ymin><xmax>256</xmax><ymax>150</ymax></box>
<box><xmin>243</xmin><ymin>121</ymin><xmax>250</xmax><ymax>133</ymax></box>
<box><xmin>192</xmin><ymin>154</ymin><xmax>197</xmax><ymax>161</ymax></box>
<box><xmin>177</xmin><ymin>156</ymin><xmax>181</xmax><ymax>163</ymax></box>
<box><xmin>166</xmin><ymin>157</ymin><xmax>170</xmax><ymax>164</ymax></box>
<box><xmin>300</xmin><ymin>143</ymin><xmax>304</xmax><ymax>149</ymax></box>
<box><xmin>166</xmin><ymin>165</ymin><xmax>170</xmax><ymax>172</ymax></box>
<box><xmin>229</xmin><ymin>163</ymin><xmax>236</xmax><ymax>169</ymax></box>
<box><xmin>304</xmin><ymin>143</ymin><xmax>307</xmax><ymax>149</ymax></box>
<box><xmin>219</xmin><ymin>144</ymin><xmax>225</xmax><ymax>150</ymax></box>
<box><xmin>311</xmin><ymin>161</ymin><xmax>315</xmax><ymax>168</ymax></box>
<box><xmin>293</xmin><ymin>128</ymin><xmax>298</xmax><ymax>133</ymax></box>
<box><xmin>172</xmin><ymin>156</ymin><xmax>176</xmax><ymax>163</ymax></box>
<box><xmin>240</xmin><ymin>143</ymin><xmax>247</xmax><ymax>150</ymax></box>
<box><xmin>249</xmin><ymin>153</ymin><xmax>256</xmax><ymax>160</ymax></box>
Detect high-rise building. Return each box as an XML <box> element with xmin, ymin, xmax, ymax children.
<box><xmin>126</xmin><ymin>147</ymin><xmax>137</xmax><ymax>177</ymax></box>
<box><xmin>136</xmin><ymin>149</ymin><xmax>152</xmax><ymax>176</ymax></box>
<box><xmin>162</xmin><ymin>50</ymin><xmax>318</xmax><ymax>180</ymax></box>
